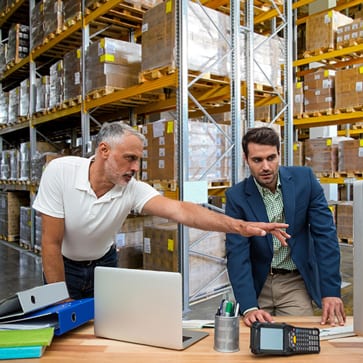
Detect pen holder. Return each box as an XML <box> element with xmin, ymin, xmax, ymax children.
<box><xmin>213</xmin><ymin>315</ymin><xmax>240</xmax><ymax>353</ymax></box>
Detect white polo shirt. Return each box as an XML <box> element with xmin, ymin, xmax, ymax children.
<box><xmin>32</xmin><ymin>156</ymin><xmax>160</xmax><ymax>261</ymax></box>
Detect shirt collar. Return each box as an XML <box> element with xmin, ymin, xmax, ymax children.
<box><xmin>254</xmin><ymin>173</ymin><xmax>281</xmax><ymax>197</ymax></box>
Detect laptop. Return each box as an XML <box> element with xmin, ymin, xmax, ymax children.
<box><xmin>94</xmin><ymin>267</ymin><xmax>209</xmax><ymax>350</ymax></box>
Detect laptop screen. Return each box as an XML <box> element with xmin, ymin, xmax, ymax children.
<box><xmin>94</xmin><ymin>267</ymin><xmax>206</xmax><ymax>350</ymax></box>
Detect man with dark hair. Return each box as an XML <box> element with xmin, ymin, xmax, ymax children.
<box><xmin>33</xmin><ymin>122</ymin><xmax>289</xmax><ymax>299</ymax></box>
<box><xmin>225</xmin><ymin>126</ymin><xmax>345</xmax><ymax>327</ymax></box>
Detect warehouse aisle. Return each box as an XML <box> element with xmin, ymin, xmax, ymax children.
<box><xmin>0</xmin><ymin>241</ymin><xmax>43</xmax><ymax>301</ymax></box>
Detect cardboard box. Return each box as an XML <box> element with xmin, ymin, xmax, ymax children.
<box><xmin>0</xmin><ymin>191</ymin><xmax>29</xmax><ymax>242</ymax></box>
<box><xmin>305</xmin><ymin>10</ymin><xmax>353</xmax><ymax>51</ymax></box>
<box><xmin>49</xmin><ymin>60</ymin><xmax>64</xmax><ymax>108</ymax></box>
<box><xmin>304</xmin><ymin>69</ymin><xmax>335</xmax><ymax>113</ymax></box>
<box><xmin>293</xmin><ymin>82</ymin><xmax>304</xmax><ymax>116</ymax></box>
<box><xmin>19</xmin><ymin>206</ymin><xmax>32</xmax><ymax>249</ymax></box>
<box><xmin>30</xmin><ymin>0</ymin><xmax>44</xmax><ymax>50</ymax></box>
<box><xmin>338</xmin><ymin>139</ymin><xmax>363</xmax><ymax>173</ymax></box>
<box><xmin>304</xmin><ymin>137</ymin><xmax>338</xmax><ymax>174</ymax></box>
<box><xmin>335</xmin><ymin>65</ymin><xmax>363</xmax><ymax>109</ymax></box>
<box><xmin>336</xmin><ymin>18</ymin><xmax>363</xmax><ymax>48</ymax></box>
<box><xmin>141</xmin><ymin>119</ymin><xmax>231</xmax><ymax>182</ymax></box>
<box><xmin>336</xmin><ymin>201</ymin><xmax>353</xmax><ymax>242</ymax></box>
<box><xmin>141</xmin><ymin>0</ymin><xmax>230</xmax><ymax>76</ymax></box>
<box><xmin>6</xmin><ymin>23</ymin><xmax>29</xmax><ymax>64</ymax></box>
<box><xmin>43</xmin><ymin>0</ymin><xmax>63</xmax><ymax>39</ymax></box>
<box><xmin>85</xmin><ymin>38</ymin><xmax>141</xmax><ymax>94</ymax></box>
<box><xmin>64</xmin><ymin>48</ymin><xmax>81</xmax><ymax>101</ymax></box>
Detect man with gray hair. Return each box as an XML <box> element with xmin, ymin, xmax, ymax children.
<box><xmin>33</xmin><ymin>121</ymin><xmax>289</xmax><ymax>299</ymax></box>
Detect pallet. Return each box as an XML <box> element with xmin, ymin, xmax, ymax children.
<box><xmin>303</xmin><ymin>47</ymin><xmax>334</xmax><ymax>58</ymax></box>
<box><xmin>302</xmin><ymin>109</ymin><xmax>334</xmax><ymax>118</ymax></box>
<box><xmin>64</xmin><ymin>12</ymin><xmax>82</xmax><ymax>28</ymax></box>
<box><xmin>334</xmin><ymin>105</ymin><xmax>363</xmax><ymax>114</ymax></box>
<box><xmin>42</xmin><ymin>26</ymin><xmax>68</xmax><ymax>45</ymax></box>
<box><xmin>334</xmin><ymin>171</ymin><xmax>363</xmax><ymax>179</ymax></box>
<box><xmin>337</xmin><ymin>38</ymin><xmax>363</xmax><ymax>49</ymax></box>
<box><xmin>139</xmin><ymin>65</ymin><xmax>177</xmax><ymax>83</ymax></box>
<box><xmin>207</xmin><ymin>180</ymin><xmax>230</xmax><ymax>188</ymax></box>
<box><xmin>5</xmin><ymin>56</ymin><xmax>23</xmax><ymax>70</ymax></box>
<box><xmin>147</xmin><ymin>179</ymin><xmax>178</xmax><ymax>192</ymax></box>
<box><xmin>338</xmin><ymin>237</ymin><xmax>353</xmax><ymax>245</ymax></box>
<box><xmin>0</xmin><ymin>234</ymin><xmax>19</xmax><ymax>243</ymax></box>
<box><xmin>315</xmin><ymin>172</ymin><xmax>335</xmax><ymax>179</ymax></box>
<box><xmin>86</xmin><ymin>86</ymin><xmax>124</xmax><ymax>100</ymax></box>
<box><xmin>62</xmin><ymin>95</ymin><xmax>82</xmax><ymax>108</ymax></box>
<box><xmin>19</xmin><ymin>241</ymin><xmax>32</xmax><ymax>250</ymax></box>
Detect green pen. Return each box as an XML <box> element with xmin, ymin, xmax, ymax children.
<box><xmin>224</xmin><ymin>301</ymin><xmax>234</xmax><ymax>317</ymax></box>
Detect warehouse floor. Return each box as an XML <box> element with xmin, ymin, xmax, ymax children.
<box><xmin>0</xmin><ymin>241</ymin><xmax>354</xmax><ymax>319</ymax></box>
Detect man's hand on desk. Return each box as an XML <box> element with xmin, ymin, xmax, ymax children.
<box><xmin>320</xmin><ymin>297</ymin><xmax>346</xmax><ymax>326</ymax></box>
<box><xmin>242</xmin><ymin>309</ymin><xmax>274</xmax><ymax>327</ymax></box>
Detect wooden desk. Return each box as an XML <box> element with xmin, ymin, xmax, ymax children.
<box><xmin>21</xmin><ymin>316</ymin><xmax>363</xmax><ymax>362</ymax></box>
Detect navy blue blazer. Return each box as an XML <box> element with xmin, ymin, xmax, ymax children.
<box><xmin>225</xmin><ymin>166</ymin><xmax>342</xmax><ymax>314</ymax></box>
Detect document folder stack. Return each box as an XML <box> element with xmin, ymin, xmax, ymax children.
<box><xmin>0</xmin><ymin>282</ymin><xmax>69</xmax><ymax>320</ymax></box>
<box><xmin>0</xmin><ymin>283</ymin><xmax>94</xmax><ymax>336</ymax></box>
<box><xmin>0</xmin><ymin>327</ymin><xmax>54</xmax><ymax>359</ymax></box>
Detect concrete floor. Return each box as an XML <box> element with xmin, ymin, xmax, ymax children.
<box><xmin>0</xmin><ymin>241</ymin><xmax>353</xmax><ymax>319</ymax></box>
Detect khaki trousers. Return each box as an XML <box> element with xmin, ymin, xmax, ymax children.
<box><xmin>258</xmin><ymin>271</ymin><xmax>314</xmax><ymax>316</ymax></box>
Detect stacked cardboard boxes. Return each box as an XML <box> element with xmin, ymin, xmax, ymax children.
<box><xmin>141</xmin><ymin>119</ymin><xmax>231</xmax><ymax>183</ymax></box>
<box><xmin>305</xmin><ymin>10</ymin><xmax>353</xmax><ymax>52</ymax></box>
<box><xmin>336</xmin><ymin>201</ymin><xmax>353</xmax><ymax>242</ymax></box>
<box><xmin>0</xmin><ymin>89</ymin><xmax>8</xmax><ymax>125</ymax></box>
<box><xmin>30</xmin><ymin>0</ymin><xmax>44</xmax><ymax>50</ymax></box>
<box><xmin>141</xmin><ymin>0</ymin><xmax>229</xmax><ymax>76</ymax></box>
<box><xmin>49</xmin><ymin>60</ymin><xmax>64</xmax><ymax>109</ymax></box>
<box><xmin>19</xmin><ymin>79</ymin><xmax>30</xmax><ymax>118</ymax></box>
<box><xmin>5</xmin><ymin>23</ymin><xmax>29</xmax><ymax>65</ymax></box>
<box><xmin>19</xmin><ymin>206</ymin><xmax>32</xmax><ymax>249</ymax></box>
<box><xmin>8</xmin><ymin>86</ymin><xmax>19</xmax><ymax>124</ymax></box>
<box><xmin>336</xmin><ymin>18</ymin><xmax>363</xmax><ymax>48</ymax></box>
<box><xmin>64</xmin><ymin>48</ymin><xmax>81</xmax><ymax>101</ymax></box>
<box><xmin>35</xmin><ymin>76</ymin><xmax>50</xmax><ymax>113</ymax></box>
<box><xmin>304</xmin><ymin>68</ymin><xmax>335</xmax><ymax>113</ymax></box>
<box><xmin>335</xmin><ymin>65</ymin><xmax>363</xmax><ymax>110</ymax></box>
<box><xmin>85</xmin><ymin>38</ymin><xmax>141</xmax><ymax>94</ymax></box>
<box><xmin>115</xmin><ymin>215</ymin><xmax>166</xmax><ymax>269</ymax></box>
<box><xmin>338</xmin><ymin>139</ymin><xmax>363</xmax><ymax>174</ymax></box>
<box><xmin>293</xmin><ymin>82</ymin><xmax>304</xmax><ymax>117</ymax></box>
<box><xmin>141</xmin><ymin>120</ymin><xmax>177</xmax><ymax>181</ymax></box>
<box><xmin>43</xmin><ymin>0</ymin><xmax>63</xmax><ymax>39</ymax></box>
<box><xmin>0</xmin><ymin>191</ymin><xmax>29</xmax><ymax>242</ymax></box>
<box><xmin>304</xmin><ymin>137</ymin><xmax>338</xmax><ymax>175</ymax></box>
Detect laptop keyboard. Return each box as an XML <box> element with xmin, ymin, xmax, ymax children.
<box><xmin>183</xmin><ymin>335</ymin><xmax>192</xmax><ymax>342</ymax></box>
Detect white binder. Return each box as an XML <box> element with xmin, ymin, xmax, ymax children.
<box><xmin>0</xmin><ymin>282</ymin><xmax>69</xmax><ymax>321</ymax></box>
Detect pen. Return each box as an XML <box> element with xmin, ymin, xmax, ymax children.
<box><xmin>224</xmin><ymin>301</ymin><xmax>234</xmax><ymax>317</ymax></box>
<box><xmin>217</xmin><ymin>299</ymin><xmax>225</xmax><ymax>316</ymax></box>
<box><xmin>234</xmin><ymin>303</ymin><xmax>240</xmax><ymax>317</ymax></box>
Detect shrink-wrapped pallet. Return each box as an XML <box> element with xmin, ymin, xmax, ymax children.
<box><xmin>64</xmin><ymin>48</ymin><xmax>81</xmax><ymax>101</ymax></box>
<box><xmin>6</xmin><ymin>23</ymin><xmax>29</xmax><ymax>65</ymax></box>
<box><xmin>85</xmin><ymin>38</ymin><xmax>141</xmax><ymax>94</ymax></box>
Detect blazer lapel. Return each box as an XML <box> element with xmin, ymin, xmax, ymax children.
<box><xmin>279</xmin><ymin>167</ymin><xmax>295</xmax><ymax>238</ymax></box>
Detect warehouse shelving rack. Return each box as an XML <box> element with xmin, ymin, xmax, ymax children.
<box><xmin>2</xmin><ymin>0</ymin><xmax>358</xmax><ymax>306</ymax></box>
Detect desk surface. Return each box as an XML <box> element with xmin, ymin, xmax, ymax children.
<box><xmin>21</xmin><ymin>316</ymin><xmax>363</xmax><ymax>362</ymax></box>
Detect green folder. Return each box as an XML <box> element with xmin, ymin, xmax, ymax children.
<box><xmin>0</xmin><ymin>327</ymin><xmax>54</xmax><ymax>347</ymax></box>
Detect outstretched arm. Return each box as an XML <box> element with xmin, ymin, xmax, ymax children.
<box><xmin>142</xmin><ymin>195</ymin><xmax>290</xmax><ymax>244</ymax></box>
